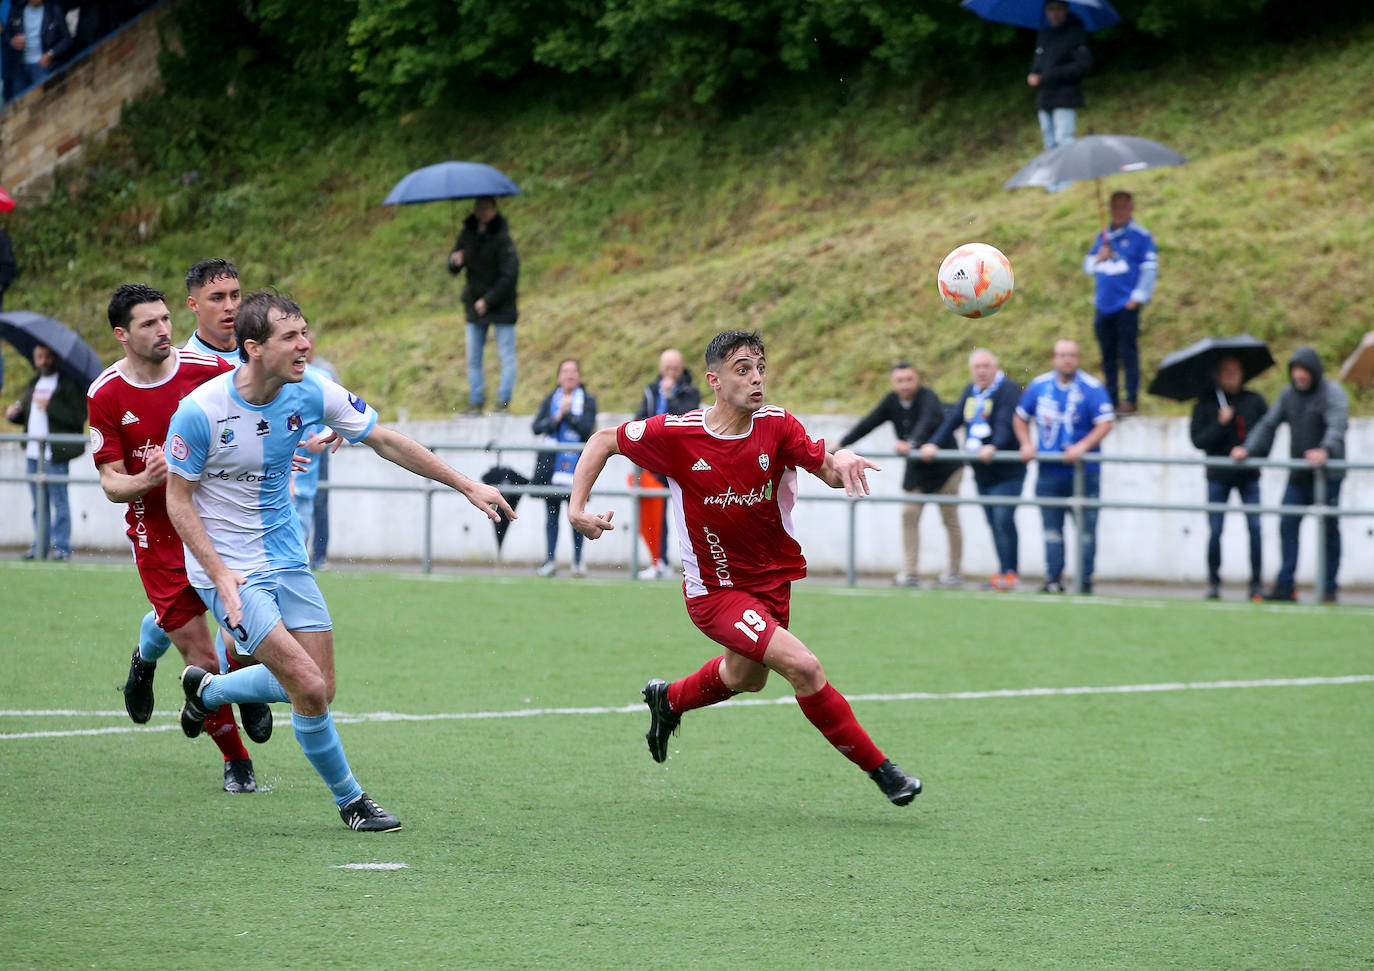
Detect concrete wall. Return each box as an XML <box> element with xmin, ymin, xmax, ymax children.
<box><xmin>2</xmin><ymin>414</ymin><xmax>1370</xmax><ymax>585</ymax></box>
<box><xmin>0</xmin><ymin>5</ymin><xmax>176</xmax><ymax>193</ymax></box>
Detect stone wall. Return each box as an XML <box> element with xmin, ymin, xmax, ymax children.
<box><xmin>0</xmin><ymin>3</ymin><xmax>177</xmax><ymax>193</ymax></box>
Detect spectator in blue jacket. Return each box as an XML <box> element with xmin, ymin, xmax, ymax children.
<box><xmin>6</xmin><ymin>0</ymin><xmax>72</xmax><ymax>92</ymax></box>
<box><xmin>922</xmin><ymin>348</ymin><xmax>1025</xmax><ymax>591</ymax></box>
<box><xmin>1013</xmin><ymin>340</ymin><xmax>1114</xmax><ymax>593</ymax></box>
<box><xmin>1084</xmin><ymin>190</ymin><xmax>1157</xmax><ymax>415</ymax></box>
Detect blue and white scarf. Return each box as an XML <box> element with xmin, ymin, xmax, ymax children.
<box><xmin>964</xmin><ymin>370</ymin><xmax>1005</xmax><ymax>451</ymax></box>
<box><xmin>547</xmin><ymin>386</ymin><xmax>586</xmax><ymax>486</ymax></box>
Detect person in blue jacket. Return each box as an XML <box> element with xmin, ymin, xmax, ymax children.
<box><xmin>922</xmin><ymin>348</ymin><xmax>1025</xmax><ymax>591</ymax></box>
<box><xmin>1084</xmin><ymin>190</ymin><xmax>1158</xmax><ymax>415</ymax></box>
<box><xmin>5</xmin><ymin>0</ymin><xmax>72</xmax><ymax>92</ymax></box>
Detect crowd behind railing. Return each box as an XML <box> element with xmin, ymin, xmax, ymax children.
<box><xmin>4</xmin><ymin>431</ymin><xmax>1368</xmax><ymax>604</ymax></box>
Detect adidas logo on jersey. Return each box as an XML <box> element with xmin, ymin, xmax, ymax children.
<box><xmin>692</xmin><ymin>458</ymin><xmax>712</xmax><ymax>471</ymax></box>
<box><xmin>121</xmin><ymin>411</ymin><xmax>139</xmax><ymax>425</ymax></box>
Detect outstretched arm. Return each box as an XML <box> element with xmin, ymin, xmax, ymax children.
<box><xmin>568</xmin><ymin>427</ymin><xmax>620</xmax><ymax>539</ymax></box>
<box><xmin>361</xmin><ymin>424</ymin><xmax>514</xmax><ymax>523</ymax></box>
<box><xmin>810</xmin><ymin>448</ymin><xmax>880</xmax><ymax>497</ymax></box>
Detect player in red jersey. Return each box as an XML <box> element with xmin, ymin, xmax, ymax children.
<box><xmin>87</xmin><ymin>283</ymin><xmax>264</xmax><ymax>793</ymax></box>
<box><xmin>569</xmin><ymin>330</ymin><xmax>922</xmax><ymax>806</ymax></box>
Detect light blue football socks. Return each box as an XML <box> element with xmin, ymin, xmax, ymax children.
<box><xmin>292</xmin><ymin>710</ymin><xmax>363</xmax><ymax>808</ymax></box>
<box><xmin>137</xmin><ymin>610</ymin><xmax>172</xmax><ymax>663</ymax></box>
<box><xmin>201</xmin><ymin>664</ymin><xmax>290</xmax><ymax>707</ymax></box>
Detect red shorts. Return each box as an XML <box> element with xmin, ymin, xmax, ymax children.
<box><xmin>138</xmin><ymin>563</ymin><xmax>206</xmax><ymax>633</ymax></box>
<box><xmin>684</xmin><ymin>582</ymin><xmax>791</xmax><ymax>664</ymax></box>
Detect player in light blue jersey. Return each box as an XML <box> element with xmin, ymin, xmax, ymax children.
<box><xmin>1013</xmin><ymin>339</ymin><xmax>1114</xmax><ymax>594</ymax></box>
<box><xmin>165</xmin><ymin>290</ymin><xmax>516</xmax><ymax>832</ymax></box>
<box><xmin>123</xmin><ymin>259</ymin><xmax>274</xmax><ymax>753</ymax></box>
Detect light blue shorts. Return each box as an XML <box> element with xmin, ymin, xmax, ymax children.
<box><xmin>196</xmin><ymin>568</ymin><xmax>332</xmax><ymax>655</ymax></box>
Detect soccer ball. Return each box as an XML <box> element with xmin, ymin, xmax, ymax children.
<box><xmin>936</xmin><ymin>243</ymin><xmax>1015</xmax><ymax>318</ymax></box>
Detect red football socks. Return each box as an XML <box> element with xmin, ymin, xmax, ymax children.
<box><xmin>796</xmin><ymin>682</ymin><xmax>885</xmax><ymax>772</ymax></box>
<box><xmin>205</xmin><ymin>705</ymin><xmax>250</xmax><ymax>762</ymax></box>
<box><xmin>667</xmin><ymin>656</ymin><xmax>738</xmax><ymax>713</ymax></box>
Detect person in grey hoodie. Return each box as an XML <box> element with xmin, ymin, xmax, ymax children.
<box><xmin>1231</xmin><ymin>347</ymin><xmax>1347</xmax><ymax>602</ymax></box>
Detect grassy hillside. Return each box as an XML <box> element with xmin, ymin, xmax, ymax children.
<box><xmin>3</xmin><ymin>24</ymin><xmax>1372</xmax><ymax>418</ymax></box>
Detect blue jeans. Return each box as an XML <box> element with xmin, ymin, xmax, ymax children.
<box><xmin>1206</xmin><ymin>478</ymin><xmax>1261</xmax><ymax>585</ymax></box>
<box><xmin>466</xmin><ymin>322</ymin><xmax>517</xmax><ymax>406</ymax></box>
<box><xmin>978</xmin><ymin>475</ymin><xmax>1024</xmax><ymax>575</ymax></box>
<box><xmin>1037</xmin><ymin>107</ymin><xmax>1076</xmax><ymax>191</ymax></box>
<box><xmin>1036</xmin><ymin>473</ymin><xmax>1099</xmax><ymax>584</ymax></box>
<box><xmin>1093</xmin><ymin>306</ymin><xmax>1140</xmax><ymax>406</ymax></box>
<box><xmin>26</xmin><ymin>458</ymin><xmax>71</xmax><ymax>557</ymax></box>
<box><xmin>1277</xmin><ymin>477</ymin><xmax>1341</xmax><ymax>596</ymax></box>
<box><xmin>545</xmin><ymin>497</ymin><xmax>583</xmax><ymax>564</ymax></box>
<box><xmin>12</xmin><ymin>60</ymin><xmax>51</xmax><ymax>95</ymax></box>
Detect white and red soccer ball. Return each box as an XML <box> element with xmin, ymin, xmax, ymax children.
<box><xmin>937</xmin><ymin>243</ymin><xmax>1015</xmax><ymax>318</ymax></box>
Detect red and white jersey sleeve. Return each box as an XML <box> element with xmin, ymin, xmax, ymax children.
<box><xmin>616</xmin><ymin>406</ymin><xmax>826</xmax><ymax>598</ymax></box>
<box><xmin>87</xmin><ymin>349</ymin><xmax>234</xmax><ymax>569</ymax></box>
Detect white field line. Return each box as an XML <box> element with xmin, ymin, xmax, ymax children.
<box><xmin>2</xmin><ymin>674</ymin><xmax>1370</xmax><ymax>740</ymax></box>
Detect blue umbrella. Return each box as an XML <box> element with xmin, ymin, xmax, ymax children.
<box><xmin>962</xmin><ymin>0</ymin><xmax>1121</xmax><ymax>32</ymax></box>
<box><xmin>382</xmin><ymin>161</ymin><xmax>522</xmax><ymax>206</ymax></box>
<box><xmin>0</xmin><ymin>311</ymin><xmax>105</xmax><ymax>388</ymax></box>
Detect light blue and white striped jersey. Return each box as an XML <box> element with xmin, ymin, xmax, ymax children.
<box><xmin>185</xmin><ymin>330</ymin><xmax>242</xmax><ymax>366</ymax></box>
<box><xmin>165</xmin><ymin>370</ymin><xmax>378</xmax><ymax>586</ymax></box>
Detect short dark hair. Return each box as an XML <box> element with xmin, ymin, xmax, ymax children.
<box><xmin>185</xmin><ymin>258</ymin><xmax>239</xmax><ymax>294</ymax></box>
<box><xmin>108</xmin><ymin>283</ymin><xmax>166</xmax><ymax>330</ymax></box>
<box><xmin>892</xmin><ymin>360</ymin><xmax>915</xmax><ymax>372</ymax></box>
<box><xmin>704</xmin><ymin>330</ymin><xmax>765</xmax><ymax>371</ymax></box>
<box><xmin>1110</xmin><ymin>190</ymin><xmax>1133</xmax><ymax>204</ymax></box>
<box><xmin>236</xmin><ymin>289</ymin><xmax>303</xmax><ymax>362</ymax></box>
<box><xmin>474</xmin><ymin>196</ymin><xmax>497</xmax><ymax>208</ymax></box>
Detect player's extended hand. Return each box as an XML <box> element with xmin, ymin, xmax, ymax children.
<box><xmin>570</xmin><ymin>508</ymin><xmax>614</xmax><ymax>540</ymax></box>
<box><xmin>141</xmin><ymin>446</ymin><xmax>168</xmax><ymax>487</ymax></box>
<box><xmin>213</xmin><ymin>570</ymin><xmax>248</xmax><ymax>630</ymax></box>
<box><xmin>290</xmin><ymin>450</ymin><xmax>312</xmax><ymax>473</ymax></box>
<box><xmin>463</xmin><ymin>481</ymin><xmax>517</xmax><ymax>523</ymax></box>
<box><xmin>833</xmin><ymin>449</ymin><xmax>879</xmax><ymax>497</ymax></box>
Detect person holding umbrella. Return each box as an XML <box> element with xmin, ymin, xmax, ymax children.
<box><xmin>1190</xmin><ymin>356</ymin><xmax>1268</xmax><ymax>601</ymax></box>
<box><xmin>450</xmin><ymin>195</ymin><xmax>520</xmax><ymax>414</ymax></box>
<box><xmin>6</xmin><ymin>342</ymin><xmax>86</xmax><ymax>559</ymax></box>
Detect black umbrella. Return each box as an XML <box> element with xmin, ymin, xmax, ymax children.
<box><xmin>1147</xmin><ymin>335</ymin><xmax>1275</xmax><ymax>401</ymax></box>
<box><xmin>481</xmin><ymin>465</ymin><xmax>529</xmax><ymax>550</ymax></box>
<box><xmin>0</xmin><ymin>311</ymin><xmax>105</xmax><ymax>388</ymax></box>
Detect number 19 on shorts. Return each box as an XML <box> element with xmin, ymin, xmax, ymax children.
<box><xmin>734</xmin><ymin>609</ymin><xmax>767</xmax><ymax>642</ymax></box>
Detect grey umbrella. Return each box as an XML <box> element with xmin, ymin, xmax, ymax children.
<box><xmin>1005</xmin><ymin>133</ymin><xmax>1187</xmax><ymax>238</ymax></box>
<box><xmin>1004</xmin><ymin>134</ymin><xmax>1187</xmax><ymax>190</ymax></box>
<box><xmin>0</xmin><ymin>311</ymin><xmax>106</xmax><ymax>388</ymax></box>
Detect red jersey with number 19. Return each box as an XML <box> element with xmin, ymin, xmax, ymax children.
<box><xmin>616</xmin><ymin>406</ymin><xmax>827</xmax><ymax>598</ymax></box>
<box><xmin>87</xmin><ymin>348</ymin><xmax>235</xmax><ymax>571</ymax></box>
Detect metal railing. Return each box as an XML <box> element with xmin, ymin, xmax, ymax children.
<box><xmin>2</xmin><ymin>433</ymin><xmax>1368</xmax><ymax>601</ymax></box>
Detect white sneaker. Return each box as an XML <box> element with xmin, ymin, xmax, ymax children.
<box><xmin>637</xmin><ymin>562</ymin><xmax>669</xmax><ymax>580</ymax></box>
<box><xmin>892</xmin><ymin>573</ymin><xmax>919</xmax><ymax>588</ymax></box>
<box><xmin>571</xmin><ymin>562</ymin><xmax>587</xmax><ymax>578</ymax></box>
<box><xmin>536</xmin><ymin>561</ymin><xmax>557</xmax><ymax>577</ymax></box>
<box><xmin>934</xmin><ymin>572</ymin><xmax>963</xmax><ymax>589</ymax></box>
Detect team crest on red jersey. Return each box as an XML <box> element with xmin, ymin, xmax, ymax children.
<box><xmin>758</xmin><ymin>453</ymin><xmax>770</xmax><ymax>472</ymax></box>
